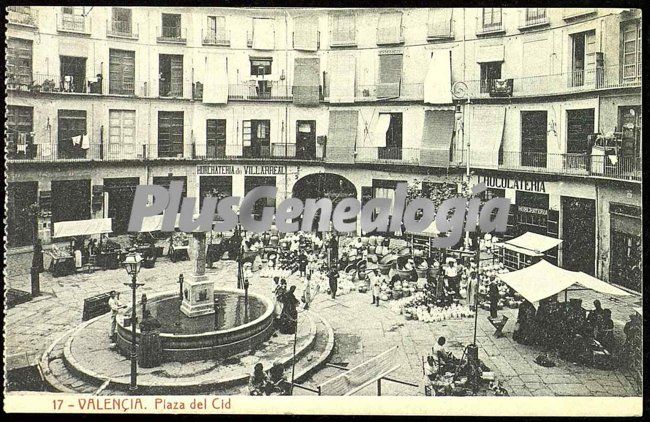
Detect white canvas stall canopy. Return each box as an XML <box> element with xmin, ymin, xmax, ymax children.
<box><xmin>53</xmin><ymin>218</ymin><xmax>113</xmax><ymax>238</ymax></box>
<box><xmin>501</xmin><ymin>232</ymin><xmax>563</xmax><ymax>256</ymax></box>
<box><xmin>137</xmin><ymin>214</ymin><xmax>182</xmax><ymax>232</ymax></box>
<box><xmin>497</xmin><ymin>260</ymin><xmax>630</xmax><ymax>307</ymax></box>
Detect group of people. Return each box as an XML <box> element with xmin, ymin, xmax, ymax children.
<box><xmin>248</xmin><ymin>362</ymin><xmax>290</xmax><ymax>396</ymax></box>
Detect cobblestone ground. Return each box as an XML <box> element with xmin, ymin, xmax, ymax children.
<box><xmin>4</xmin><ymin>245</ymin><xmax>642</xmax><ymax>396</ymax></box>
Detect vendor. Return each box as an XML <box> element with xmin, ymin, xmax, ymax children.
<box><xmin>586</xmin><ymin>300</ymin><xmax>604</xmax><ymax>338</ymax></box>
<box><xmin>488</xmin><ymin>277</ymin><xmax>500</xmax><ymax>319</ymax></box>
<box><xmin>433</xmin><ymin>337</ymin><xmax>456</xmax><ymax>375</ymax></box>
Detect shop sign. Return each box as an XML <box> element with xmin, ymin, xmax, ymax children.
<box><xmin>478</xmin><ymin>175</ymin><xmax>546</xmax><ymax>193</ymax></box>
<box><xmin>518</xmin><ymin>206</ymin><xmax>548</xmax><ymax>215</ymax></box>
<box><xmin>197</xmin><ymin>165</ymin><xmax>286</xmax><ymax>176</ymax></box>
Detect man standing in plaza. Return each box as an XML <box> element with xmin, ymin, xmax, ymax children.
<box><xmin>489</xmin><ymin>277</ymin><xmax>500</xmax><ymax>319</ymax></box>
<box><xmin>108</xmin><ymin>291</ymin><xmax>124</xmax><ymax>343</ymax></box>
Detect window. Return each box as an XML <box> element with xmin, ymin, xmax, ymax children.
<box><xmin>330</xmin><ymin>13</ymin><xmax>356</xmax><ymax>45</ymax></box>
<box><xmin>621</xmin><ymin>20</ymin><xmax>641</xmax><ymax>81</ymax></box>
<box><xmin>206</xmin><ymin>15</ymin><xmax>227</xmax><ymax>43</ymax></box>
<box><xmin>206</xmin><ymin>119</ymin><xmax>227</xmax><ymax>158</ymax></box>
<box><xmin>570</xmin><ymin>31</ymin><xmax>595</xmax><ymax>87</ymax></box>
<box><xmin>6</xmin><ymin>106</ymin><xmax>35</xmax><ymax>159</ymax></box>
<box><xmin>618</xmin><ymin>106</ymin><xmax>641</xmax><ymax>159</ymax></box>
<box><xmin>479</xmin><ymin>61</ymin><xmax>502</xmax><ymax>93</ymax></box>
<box><xmin>57</xmin><ymin>110</ymin><xmax>87</xmax><ymax>159</ymax></box>
<box><xmin>6</xmin><ymin>38</ymin><xmax>32</xmax><ymax>88</ymax></box>
<box><xmin>377</xmin><ymin>53</ymin><xmax>403</xmax><ymax>98</ymax></box>
<box><xmin>108</xmin><ymin>110</ymin><xmax>136</xmax><ymax>158</ymax></box>
<box><xmin>428</xmin><ymin>8</ymin><xmax>453</xmax><ymax>39</ymax></box>
<box><xmin>482</xmin><ymin>8</ymin><xmax>503</xmax><ymax>31</ymax></box>
<box><xmin>59</xmin><ymin>56</ymin><xmax>87</xmax><ymax>93</ymax></box>
<box><xmin>111</xmin><ymin>8</ymin><xmax>132</xmax><ymax>36</ymax></box>
<box><xmin>566</xmin><ymin>109</ymin><xmax>594</xmax><ymax>154</ymax></box>
<box><xmin>377</xmin><ymin>12</ymin><xmax>403</xmax><ymax>45</ymax></box>
<box><xmin>60</xmin><ymin>7</ymin><xmax>86</xmax><ymax>32</ymax></box>
<box><xmin>520</xmin><ymin>111</ymin><xmax>548</xmax><ymax>168</ymax></box>
<box><xmin>379</xmin><ymin>113</ymin><xmax>403</xmax><ymax>160</ymax></box>
<box><xmin>250</xmin><ymin>58</ymin><xmax>272</xmax><ymax>76</ymax></box>
<box><xmin>159</xmin><ymin>54</ymin><xmax>183</xmax><ymax>97</ymax></box>
<box><xmin>161</xmin><ymin>13</ymin><xmax>182</xmax><ymax>38</ymax></box>
<box><xmin>109</xmin><ymin>49</ymin><xmax>135</xmax><ymax>95</ymax></box>
<box><xmin>158</xmin><ymin>111</ymin><xmax>184</xmax><ymax>157</ymax></box>
<box><xmin>525</xmin><ymin>8</ymin><xmax>547</xmax><ymax>25</ymax></box>
<box><xmin>243</xmin><ymin>120</ymin><xmax>270</xmax><ymax>158</ymax></box>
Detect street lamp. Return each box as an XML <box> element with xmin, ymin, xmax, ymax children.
<box><xmin>123</xmin><ymin>251</ymin><xmax>143</xmax><ymax>393</ymax></box>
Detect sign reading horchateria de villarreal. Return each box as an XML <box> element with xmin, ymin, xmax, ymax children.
<box><xmin>477</xmin><ymin>175</ymin><xmax>546</xmax><ymax>193</ymax></box>
<box><xmin>197</xmin><ymin>165</ymin><xmax>286</xmax><ymax>176</ymax></box>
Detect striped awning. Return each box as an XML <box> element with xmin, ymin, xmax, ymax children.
<box><xmin>420</xmin><ymin>109</ymin><xmax>456</xmax><ymax>167</ymax></box>
<box><xmin>327</xmin><ymin>110</ymin><xmax>358</xmax><ymax>163</ymax></box>
<box><xmin>469</xmin><ymin>106</ymin><xmax>506</xmax><ymax>169</ymax></box>
<box><xmin>293</xmin><ymin>57</ymin><xmax>320</xmax><ymax>106</ymax></box>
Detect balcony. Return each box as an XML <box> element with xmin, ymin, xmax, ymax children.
<box><xmin>6</xmin><ymin>73</ymin><xmax>103</xmax><ymax>95</ymax></box>
<box><xmin>519</xmin><ymin>10</ymin><xmax>550</xmax><ymax>30</ymax></box>
<box><xmin>157</xmin><ymin>26</ymin><xmax>186</xmax><ymax>44</ymax></box>
<box><xmin>351</xmin><ymin>83</ymin><xmax>423</xmax><ymax>102</ymax></box>
<box><xmin>228</xmin><ymin>81</ymin><xmax>292</xmax><ymax>101</ymax></box>
<box><xmin>376</xmin><ymin>26</ymin><xmax>405</xmax><ymax>45</ymax></box>
<box><xmin>563</xmin><ymin>8</ymin><xmax>597</xmax><ymax>21</ymax></box>
<box><xmin>453</xmin><ymin>150</ymin><xmax>642</xmax><ymax>182</ymax></box>
<box><xmin>7</xmin><ymin>6</ymin><xmax>38</xmax><ymax>28</ymax></box>
<box><xmin>202</xmin><ymin>29</ymin><xmax>231</xmax><ymax>46</ymax></box>
<box><xmin>57</xmin><ymin>13</ymin><xmax>91</xmax><ymax>35</ymax></box>
<box><xmin>476</xmin><ymin>19</ymin><xmax>505</xmax><ymax>36</ymax></box>
<box><xmin>329</xmin><ymin>29</ymin><xmax>357</xmax><ymax>47</ymax></box>
<box><xmin>427</xmin><ymin>21</ymin><xmax>454</xmax><ymax>41</ymax></box>
<box><xmin>354</xmin><ymin>147</ymin><xmax>420</xmax><ymax>165</ymax></box>
<box><xmin>106</xmin><ymin>20</ymin><xmax>138</xmax><ymax>39</ymax></box>
<box><xmin>464</xmin><ymin>65</ymin><xmax>641</xmax><ymax>99</ymax></box>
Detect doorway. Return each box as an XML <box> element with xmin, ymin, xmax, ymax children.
<box><xmin>7</xmin><ymin>182</ymin><xmax>38</xmax><ymax>247</ymax></box>
<box><xmin>521</xmin><ymin>111</ymin><xmax>548</xmax><ymax>168</ymax></box>
<box><xmin>60</xmin><ymin>56</ymin><xmax>86</xmax><ymax>93</ymax></box>
<box><xmin>378</xmin><ymin>113</ymin><xmax>403</xmax><ymax>160</ymax></box>
<box><xmin>51</xmin><ymin>179</ymin><xmax>91</xmax><ymax>223</ymax></box>
<box><xmin>561</xmin><ymin>196</ymin><xmax>595</xmax><ymax>275</ymax></box>
<box><xmin>296</xmin><ymin>120</ymin><xmax>316</xmax><ymax>159</ymax></box>
<box><xmin>104</xmin><ymin>178</ymin><xmax>139</xmax><ymax>234</ymax></box>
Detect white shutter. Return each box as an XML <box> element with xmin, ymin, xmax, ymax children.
<box><xmin>108</xmin><ymin>110</ymin><xmax>136</xmax><ymax>158</ymax></box>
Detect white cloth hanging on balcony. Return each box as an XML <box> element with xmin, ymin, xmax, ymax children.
<box><xmin>252</xmin><ymin>18</ymin><xmax>275</xmax><ymax>50</ymax></box>
<box><xmin>329</xmin><ymin>54</ymin><xmax>356</xmax><ymax>103</ymax></box>
<box><xmin>81</xmin><ymin>133</ymin><xmax>89</xmax><ymax>149</ymax></box>
<box><xmin>424</xmin><ymin>49</ymin><xmax>452</xmax><ymax>104</ymax></box>
<box><xmin>420</xmin><ymin>109</ymin><xmax>456</xmax><ymax>166</ymax></box>
<box><xmin>203</xmin><ymin>54</ymin><xmax>228</xmax><ymax>104</ymax></box>
<box><xmin>372</xmin><ymin>114</ymin><xmax>391</xmax><ymax>148</ymax></box>
<box><xmin>469</xmin><ymin>106</ymin><xmax>505</xmax><ymax>169</ymax></box>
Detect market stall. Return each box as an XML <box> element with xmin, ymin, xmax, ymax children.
<box><xmin>495</xmin><ymin>232</ymin><xmax>562</xmax><ymax>271</ymax></box>
<box><xmin>51</xmin><ymin>218</ymin><xmax>113</xmax><ymax>275</ymax></box>
<box><xmin>497</xmin><ymin>260</ymin><xmax>630</xmax><ymax>367</ymax></box>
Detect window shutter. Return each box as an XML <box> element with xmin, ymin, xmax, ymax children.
<box><xmin>377</xmin><ymin>54</ymin><xmax>402</xmax><ymax>98</ymax></box>
<box><xmin>170</xmin><ymin>55</ymin><xmax>183</xmax><ymax>96</ymax></box>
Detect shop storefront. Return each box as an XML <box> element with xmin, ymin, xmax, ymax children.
<box><xmin>51</xmin><ymin>179</ymin><xmax>91</xmax><ymax>224</ymax></box>
<box><xmin>561</xmin><ymin>196</ymin><xmax>596</xmax><ymax>275</ymax></box>
<box><xmin>609</xmin><ymin>203</ymin><xmax>642</xmax><ymax>291</ymax></box>
<box><xmin>104</xmin><ymin>177</ymin><xmax>140</xmax><ymax>234</ymax></box>
<box><xmin>7</xmin><ymin>181</ymin><xmax>38</xmax><ymax>247</ymax></box>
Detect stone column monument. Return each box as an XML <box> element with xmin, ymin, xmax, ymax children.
<box><xmin>180</xmin><ymin>231</ymin><xmax>215</xmax><ymax>317</ymax></box>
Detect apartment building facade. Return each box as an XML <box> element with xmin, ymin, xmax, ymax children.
<box><xmin>5</xmin><ymin>7</ymin><xmax>642</xmax><ymax>290</ymax></box>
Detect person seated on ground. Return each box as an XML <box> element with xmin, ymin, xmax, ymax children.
<box><xmin>597</xmin><ymin>309</ymin><xmax>615</xmax><ymax>354</ymax></box>
<box><xmin>586</xmin><ymin>300</ymin><xmax>604</xmax><ymax>338</ymax></box>
<box><xmin>248</xmin><ymin>363</ymin><xmax>268</xmax><ymax>396</ymax></box>
<box><xmin>433</xmin><ymin>337</ymin><xmax>457</xmax><ymax>374</ymax></box>
<box><xmin>265</xmin><ymin>362</ymin><xmax>290</xmax><ymax>395</ymax></box>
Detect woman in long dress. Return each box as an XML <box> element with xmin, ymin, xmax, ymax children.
<box><xmin>467</xmin><ymin>272</ymin><xmax>478</xmax><ymax>310</ymax></box>
<box><xmin>279</xmin><ymin>286</ymin><xmax>300</xmax><ymax>334</ymax></box>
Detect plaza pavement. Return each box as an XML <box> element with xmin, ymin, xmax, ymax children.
<box><xmin>4</xmin><ymin>246</ymin><xmax>642</xmax><ymax>396</ymax></box>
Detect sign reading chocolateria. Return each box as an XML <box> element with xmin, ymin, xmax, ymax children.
<box><xmin>477</xmin><ymin>175</ymin><xmax>546</xmax><ymax>193</ymax></box>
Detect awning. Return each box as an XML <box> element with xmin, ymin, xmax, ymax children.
<box><xmin>424</xmin><ymin>49</ymin><xmax>453</xmax><ymax>104</ymax></box>
<box><xmin>372</xmin><ymin>113</ymin><xmax>391</xmax><ymax>147</ymax></box>
<box><xmin>469</xmin><ymin>106</ymin><xmax>505</xmax><ymax>169</ymax></box>
<box><xmin>203</xmin><ymin>54</ymin><xmax>228</xmax><ymax>104</ymax></box>
<box><xmin>293</xmin><ymin>15</ymin><xmax>318</xmax><ymax>51</ymax></box>
<box><xmin>377</xmin><ymin>53</ymin><xmax>403</xmax><ymax>99</ymax></box>
<box><xmin>252</xmin><ymin>18</ymin><xmax>275</xmax><ymax>50</ymax></box>
<box><xmin>329</xmin><ymin>54</ymin><xmax>356</xmax><ymax>103</ymax></box>
<box><xmin>498</xmin><ymin>260</ymin><xmax>630</xmax><ymax>307</ymax></box>
<box><xmin>53</xmin><ymin>218</ymin><xmax>112</xmax><ymax>238</ymax></box>
<box><xmin>327</xmin><ymin>110</ymin><xmax>358</xmax><ymax>163</ymax></box>
<box><xmin>503</xmin><ymin>232</ymin><xmax>562</xmax><ymax>255</ymax></box>
<box><xmin>420</xmin><ymin>109</ymin><xmax>455</xmax><ymax>166</ymax></box>
<box><xmin>137</xmin><ymin>214</ymin><xmax>181</xmax><ymax>232</ymax></box>
<box><xmin>476</xmin><ymin>44</ymin><xmax>504</xmax><ymax>63</ymax></box>
<box><xmin>293</xmin><ymin>57</ymin><xmax>320</xmax><ymax>106</ymax></box>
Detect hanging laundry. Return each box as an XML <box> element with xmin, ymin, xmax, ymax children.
<box><xmin>71</xmin><ymin>135</ymin><xmax>82</xmax><ymax>146</ymax></box>
<box><xmin>64</xmin><ymin>75</ymin><xmax>74</xmax><ymax>92</ymax></box>
<box><xmin>608</xmin><ymin>154</ymin><xmax>618</xmax><ymax>165</ymax></box>
<box><xmin>81</xmin><ymin>133</ymin><xmax>90</xmax><ymax>150</ymax></box>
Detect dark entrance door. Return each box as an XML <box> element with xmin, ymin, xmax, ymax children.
<box><xmin>521</xmin><ymin>111</ymin><xmax>547</xmax><ymax>168</ymax></box>
<box><xmin>245</xmin><ymin>176</ymin><xmax>276</xmax><ymax>219</ymax></box>
<box><xmin>379</xmin><ymin>113</ymin><xmax>403</xmax><ymax>160</ymax></box>
<box><xmin>246</xmin><ymin>120</ymin><xmax>270</xmax><ymax>158</ymax></box>
<box><xmin>51</xmin><ymin>179</ymin><xmax>91</xmax><ymax>223</ymax></box>
<box><xmin>296</xmin><ymin>120</ymin><xmax>316</xmax><ymax>159</ymax></box>
<box><xmin>199</xmin><ymin>176</ymin><xmax>233</xmax><ymax>209</ymax></box>
<box><xmin>105</xmin><ymin>177</ymin><xmax>139</xmax><ymax>234</ymax></box>
<box><xmin>561</xmin><ymin>196</ymin><xmax>595</xmax><ymax>275</ymax></box>
<box><xmin>7</xmin><ymin>182</ymin><xmax>38</xmax><ymax>247</ymax></box>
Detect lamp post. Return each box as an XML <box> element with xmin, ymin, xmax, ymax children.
<box><xmin>123</xmin><ymin>251</ymin><xmax>143</xmax><ymax>393</ymax></box>
<box><xmin>243</xmin><ymin>278</ymin><xmax>250</xmax><ymax>323</ymax></box>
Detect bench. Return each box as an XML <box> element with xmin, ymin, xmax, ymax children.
<box><xmin>82</xmin><ymin>292</ymin><xmax>112</xmax><ymax>321</ymax></box>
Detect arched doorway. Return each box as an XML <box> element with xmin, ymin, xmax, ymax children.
<box><xmin>292</xmin><ymin>173</ymin><xmax>357</xmax><ymax>208</ymax></box>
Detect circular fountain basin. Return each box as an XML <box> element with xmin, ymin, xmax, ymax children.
<box><xmin>116</xmin><ymin>289</ymin><xmax>275</xmax><ymax>362</ymax></box>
